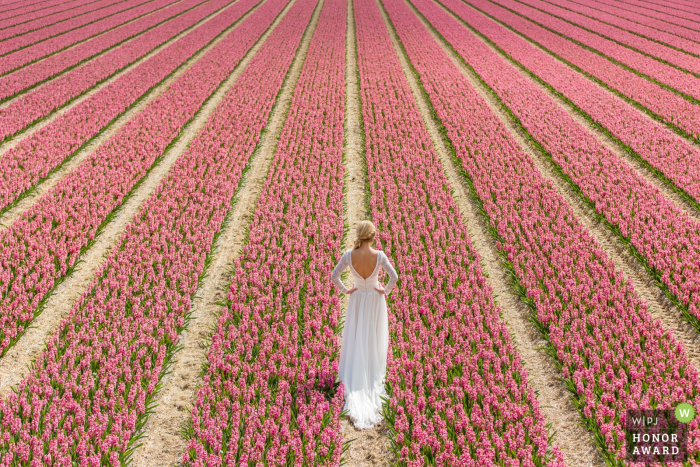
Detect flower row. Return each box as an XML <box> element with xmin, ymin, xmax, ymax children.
<box><xmin>0</xmin><ymin>0</ymin><xmax>303</xmax><ymax>462</ymax></box>
<box><xmin>662</xmin><ymin>0</ymin><xmax>700</xmax><ymax>13</ymax></box>
<box><xmin>403</xmin><ymin>0</ymin><xmax>700</xmax><ymax>461</ymax></box>
<box><xmin>0</xmin><ymin>0</ymin><xmax>96</xmax><ymax>26</ymax></box>
<box><xmin>0</xmin><ymin>0</ymin><xmax>95</xmax><ymax>28</ymax></box>
<box><xmin>0</xmin><ymin>0</ymin><xmax>85</xmax><ymax>22</ymax></box>
<box><xmin>0</xmin><ymin>0</ymin><xmax>269</xmax><ymax>357</ymax></box>
<box><xmin>0</xmin><ymin>0</ymin><xmax>253</xmax><ymax>214</ymax></box>
<box><xmin>610</xmin><ymin>0</ymin><xmax>700</xmax><ymax>25</ymax></box>
<box><xmin>444</xmin><ymin>0</ymin><xmax>700</xmax><ymax>285</ymax></box>
<box><xmin>184</xmin><ymin>0</ymin><xmax>347</xmax><ymax>463</ymax></box>
<box><xmin>0</xmin><ymin>0</ymin><xmax>167</xmax><ymax>72</ymax></box>
<box><xmin>589</xmin><ymin>0</ymin><xmax>700</xmax><ymax>43</ymax></box>
<box><xmin>443</xmin><ymin>0</ymin><xmax>700</xmax><ymax>352</ymax></box>
<box><xmin>653</xmin><ymin>0</ymin><xmax>700</xmax><ymax>13</ymax></box>
<box><xmin>0</xmin><ymin>0</ymin><xmax>119</xmax><ymax>40</ymax></box>
<box><xmin>3</xmin><ymin>0</ymin><xmax>54</xmax><ymax>9</ymax></box>
<box><xmin>517</xmin><ymin>0</ymin><xmax>700</xmax><ymax>74</ymax></box>
<box><xmin>549</xmin><ymin>0</ymin><xmax>700</xmax><ymax>55</ymax></box>
<box><xmin>446</xmin><ymin>0</ymin><xmax>700</xmax><ymax>210</ymax></box>
<box><xmin>463</xmin><ymin>0</ymin><xmax>700</xmax><ymax>151</ymax></box>
<box><xmin>488</xmin><ymin>0</ymin><xmax>700</xmax><ymax>101</ymax></box>
<box><xmin>354</xmin><ymin>0</ymin><xmax>560</xmax><ymax>464</ymax></box>
<box><xmin>0</xmin><ymin>0</ymin><xmax>197</xmax><ymax>102</ymax></box>
<box><xmin>0</xmin><ymin>0</ymin><xmax>223</xmax><ymax>139</ymax></box>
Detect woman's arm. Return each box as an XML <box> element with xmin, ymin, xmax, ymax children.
<box><xmin>331</xmin><ymin>251</ymin><xmax>350</xmax><ymax>294</ymax></box>
<box><xmin>378</xmin><ymin>252</ymin><xmax>398</xmax><ymax>296</ymax></box>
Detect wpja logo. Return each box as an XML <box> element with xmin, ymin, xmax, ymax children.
<box><xmin>625</xmin><ymin>405</ymin><xmax>694</xmax><ymax>462</ymax></box>
<box><xmin>676</xmin><ymin>403</ymin><xmax>696</xmax><ymax>423</ymax></box>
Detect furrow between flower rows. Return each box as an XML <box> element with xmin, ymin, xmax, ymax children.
<box><xmin>442</xmin><ymin>0</ymin><xmax>700</xmax><ymax>357</ymax></box>
<box><xmin>543</xmin><ymin>0</ymin><xmax>700</xmax><ymax>56</ymax></box>
<box><xmin>573</xmin><ymin>0</ymin><xmax>700</xmax><ymax>43</ymax></box>
<box><xmin>353</xmin><ymin>0</ymin><xmax>561</xmax><ymax>464</ymax></box>
<box><xmin>183</xmin><ymin>0</ymin><xmax>350</xmax><ymax>463</ymax></box>
<box><xmin>0</xmin><ymin>0</ymin><xmax>224</xmax><ymax>140</ymax></box>
<box><xmin>0</xmin><ymin>0</ymin><xmax>132</xmax><ymax>40</ymax></box>
<box><xmin>459</xmin><ymin>0</ymin><xmax>700</xmax><ymax>162</ymax></box>
<box><xmin>0</xmin><ymin>0</ymin><xmax>274</xmax><ymax>358</ymax></box>
<box><xmin>400</xmin><ymin>0</ymin><xmax>700</xmax><ymax>462</ymax></box>
<box><xmin>0</xmin><ymin>0</ymin><xmax>318</xmax><ymax>461</ymax></box>
<box><xmin>0</xmin><ymin>0</ymin><xmax>99</xmax><ymax>29</ymax></box>
<box><xmin>0</xmin><ymin>0</ymin><xmax>255</xmax><ymax>218</ymax></box>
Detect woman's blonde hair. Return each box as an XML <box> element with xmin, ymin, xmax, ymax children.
<box><xmin>353</xmin><ymin>220</ymin><xmax>376</xmax><ymax>250</ymax></box>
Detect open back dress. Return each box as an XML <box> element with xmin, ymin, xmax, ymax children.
<box><xmin>331</xmin><ymin>249</ymin><xmax>398</xmax><ymax>429</ymax></box>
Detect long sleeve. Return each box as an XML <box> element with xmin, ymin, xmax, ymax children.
<box><xmin>331</xmin><ymin>251</ymin><xmax>350</xmax><ymax>294</ymax></box>
<box><xmin>379</xmin><ymin>252</ymin><xmax>398</xmax><ymax>296</ymax></box>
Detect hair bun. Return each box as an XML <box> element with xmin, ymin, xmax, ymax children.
<box><xmin>353</xmin><ymin>220</ymin><xmax>376</xmax><ymax>249</ymax></box>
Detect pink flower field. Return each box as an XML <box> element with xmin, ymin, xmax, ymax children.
<box><xmin>1</xmin><ymin>0</ymin><xmax>700</xmax><ymax>464</ymax></box>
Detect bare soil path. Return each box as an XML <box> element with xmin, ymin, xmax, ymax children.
<box><xmin>338</xmin><ymin>0</ymin><xmax>393</xmax><ymax>465</ymax></box>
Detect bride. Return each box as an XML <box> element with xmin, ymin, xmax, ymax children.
<box><xmin>331</xmin><ymin>221</ymin><xmax>398</xmax><ymax>429</ymax></box>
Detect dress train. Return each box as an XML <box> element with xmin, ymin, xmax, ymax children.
<box><xmin>331</xmin><ymin>249</ymin><xmax>398</xmax><ymax>429</ymax></box>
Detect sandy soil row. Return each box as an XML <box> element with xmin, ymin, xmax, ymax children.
<box><xmin>338</xmin><ymin>0</ymin><xmax>394</xmax><ymax>464</ymax></box>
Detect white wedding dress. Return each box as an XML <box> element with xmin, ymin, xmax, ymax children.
<box><xmin>331</xmin><ymin>249</ymin><xmax>398</xmax><ymax>429</ymax></box>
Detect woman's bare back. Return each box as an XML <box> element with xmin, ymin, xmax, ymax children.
<box><xmin>351</xmin><ymin>247</ymin><xmax>378</xmax><ymax>280</ymax></box>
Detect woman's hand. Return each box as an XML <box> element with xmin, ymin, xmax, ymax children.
<box><xmin>346</xmin><ymin>287</ymin><xmax>358</xmax><ymax>295</ymax></box>
<box><xmin>374</xmin><ymin>286</ymin><xmax>385</xmax><ymax>295</ymax></box>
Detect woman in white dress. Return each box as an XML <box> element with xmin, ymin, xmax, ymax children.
<box><xmin>331</xmin><ymin>221</ymin><xmax>398</xmax><ymax>429</ymax></box>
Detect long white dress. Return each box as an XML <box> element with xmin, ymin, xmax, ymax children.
<box><xmin>331</xmin><ymin>249</ymin><xmax>398</xmax><ymax>429</ymax></box>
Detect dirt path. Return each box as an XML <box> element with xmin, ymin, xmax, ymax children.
<box><xmin>0</xmin><ymin>1</ymin><xmax>267</xmax><ymax>399</ymax></box>
<box><xmin>0</xmin><ymin>0</ymin><xmax>263</xmax><ymax>231</ymax></box>
<box><xmin>382</xmin><ymin>0</ymin><xmax>606</xmax><ymax>464</ymax></box>
<box><xmin>337</xmin><ymin>0</ymin><xmax>393</xmax><ymax>465</ymax></box>
<box><xmin>129</xmin><ymin>0</ymin><xmax>326</xmax><ymax>463</ymax></box>
<box><xmin>342</xmin><ymin>0</ymin><xmax>367</xmax><ymax>235</ymax></box>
